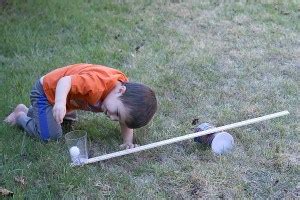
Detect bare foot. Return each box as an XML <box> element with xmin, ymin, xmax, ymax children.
<box><xmin>4</xmin><ymin>104</ymin><xmax>28</xmax><ymax>125</ymax></box>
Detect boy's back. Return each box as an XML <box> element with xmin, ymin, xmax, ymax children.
<box><xmin>42</xmin><ymin>63</ymin><xmax>128</xmax><ymax>112</ymax></box>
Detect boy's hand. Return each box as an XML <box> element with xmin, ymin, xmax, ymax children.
<box><xmin>119</xmin><ymin>123</ymin><xmax>137</xmax><ymax>149</ymax></box>
<box><xmin>53</xmin><ymin>102</ymin><xmax>66</xmax><ymax>124</ymax></box>
<box><xmin>120</xmin><ymin>143</ymin><xmax>139</xmax><ymax>150</ymax></box>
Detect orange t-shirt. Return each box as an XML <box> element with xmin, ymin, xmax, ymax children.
<box><xmin>42</xmin><ymin>63</ymin><xmax>128</xmax><ymax>112</ymax></box>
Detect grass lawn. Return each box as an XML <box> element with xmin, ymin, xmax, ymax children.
<box><xmin>1</xmin><ymin>0</ymin><xmax>299</xmax><ymax>198</ymax></box>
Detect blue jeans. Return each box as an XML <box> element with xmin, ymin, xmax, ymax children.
<box><xmin>16</xmin><ymin>80</ymin><xmax>62</xmax><ymax>142</ymax></box>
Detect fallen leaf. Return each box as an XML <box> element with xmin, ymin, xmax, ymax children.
<box><xmin>0</xmin><ymin>187</ymin><xmax>13</xmax><ymax>197</ymax></box>
<box><xmin>192</xmin><ymin>118</ymin><xmax>199</xmax><ymax>125</ymax></box>
<box><xmin>114</xmin><ymin>34</ymin><xmax>120</xmax><ymax>39</ymax></box>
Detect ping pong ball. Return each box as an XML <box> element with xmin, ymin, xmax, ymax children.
<box><xmin>69</xmin><ymin>146</ymin><xmax>80</xmax><ymax>157</ymax></box>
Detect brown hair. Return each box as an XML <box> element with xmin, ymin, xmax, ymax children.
<box><xmin>120</xmin><ymin>82</ymin><xmax>157</xmax><ymax>129</ymax></box>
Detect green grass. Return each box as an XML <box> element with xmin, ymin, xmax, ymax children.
<box><xmin>1</xmin><ymin>0</ymin><xmax>299</xmax><ymax>199</ymax></box>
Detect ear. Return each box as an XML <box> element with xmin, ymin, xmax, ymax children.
<box><xmin>118</xmin><ymin>85</ymin><xmax>126</xmax><ymax>94</ymax></box>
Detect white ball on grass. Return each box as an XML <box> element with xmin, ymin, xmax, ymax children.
<box><xmin>69</xmin><ymin>146</ymin><xmax>80</xmax><ymax>157</ymax></box>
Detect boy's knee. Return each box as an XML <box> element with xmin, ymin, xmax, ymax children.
<box><xmin>39</xmin><ymin>128</ymin><xmax>62</xmax><ymax>142</ymax></box>
<box><xmin>47</xmin><ymin>125</ymin><xmax>63</xmax><ymax>140</ymax></box>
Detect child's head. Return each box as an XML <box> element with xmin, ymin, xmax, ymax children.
<box><xmin>101</xmin><ymin>82</ymin><xmax>157</xmax><ymax>129</ymax></box>
<box><xmin>120</xmin><ymin>82</ymin><xmax>157</xmax><ymax>128</ymax></box>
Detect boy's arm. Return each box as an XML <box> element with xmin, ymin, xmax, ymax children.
<box><xmin>53</xmin><ymin>76</ymin><xmax>72</xmax><ymax>124</ymax></box>
<box><xmin>119</xmin><ymin>122</ymin><xmax>139</xmax><ymax>149</ymax></box>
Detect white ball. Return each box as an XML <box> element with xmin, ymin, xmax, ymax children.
<box><xmin>69</xmin><ymin>146</ymin><xmax>80</xmax><ymax>157</ymax></box>
<box><xmin>211</xmin><ymin>132</ymin><xmax>234</xmax><ymax>155</ymax></box>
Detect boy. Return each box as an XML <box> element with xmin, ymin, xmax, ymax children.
<box><xmin>4</xmin><ymin>63</ymin><xmax>157</xmax><ymax>149</ymax></box>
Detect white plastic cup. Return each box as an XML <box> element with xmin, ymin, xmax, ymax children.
<box><xmin>211</xmin><ymin>131</ymin><xmax>234</xmax><ymax>155</ymax></box>
<box><xmin>65</xmin><ymin>130</ymin><xmax>88</xmax><ymax>165</ymax></box>
<box><xmin>194</xmin><ymin>123</ymin><xmax>234</xmax><ymax>155</ymax></box>
<box><xmin>194</xmin><ymin>123</ymin><xmax>216</xmax><ymax>144</ymax></box>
